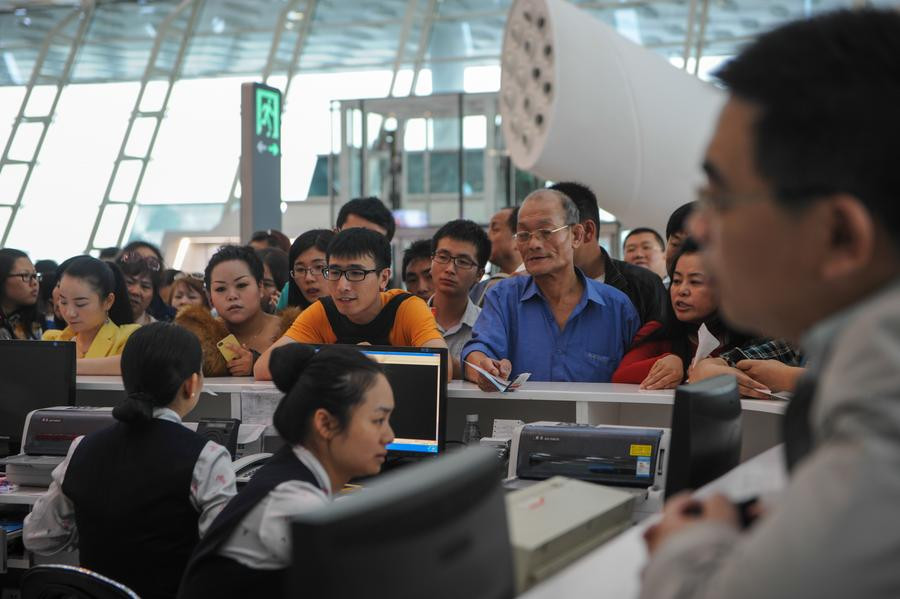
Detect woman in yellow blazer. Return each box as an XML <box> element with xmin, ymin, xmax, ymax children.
<box><xmin>43</xmin><ymin>256</ymin><xmax>139</xmax><ymax>375</ymax></box>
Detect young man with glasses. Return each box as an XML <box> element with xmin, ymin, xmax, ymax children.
<box><xmin>640</xmin><ymin>10</ymin><xmax>900</xmax><ymax>599</ymax></box>
<box><xmin>462</xmin><ymin>189</ymin><xmax>639</xmax><ymax>388</ymax></box>
<box><xmin>254</xmin><ymin>228</ymin><xmax>447</xmax><ymax>380</ymax></box>
<box><xmin>426</xmin><ymin>220</ymin><xmax>490</xmax><ymax>377</ymax></box>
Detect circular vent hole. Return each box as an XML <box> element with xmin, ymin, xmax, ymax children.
<box><xmin>535</xmin><ymin>114</ymin><xmax>544</xmax><ymax>126</ymax></box>
<box><xmin>543</xmin><ymin>82</ymin><xmax>552</xmax><ymax>95</ymax></box>
<box><xmin>532</xmin><ymin>67</ymin><xmax>541</xmax><ymax>80</ymax></box>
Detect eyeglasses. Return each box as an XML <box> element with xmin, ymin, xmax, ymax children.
<box><xmin>513</xmin><ymin>224</ymin><xmax>571</xmax><ymax>244</ymax></box>
<box><xmin>292</xmin><ymin>266</ymin><xmax>325</xmax><ymax>279</ymax></box>
<box><xmin>7</xmin><ymin>272</ymin><xmax>41</xmax><ymax>284</ymax></box>
<box><xmin>323</xmin><ymin>267</ymin><xmax>382</xmax><ymax>282</ymax></box>
<box><xmin>432</xmin><ymin>252</ymin><xmax>478</xmax><ymax>270</ymax></box>
<box><xmin>119</xmin><ymin>251</ymin><xmax>161</xmax><ymax>272</ymax></box>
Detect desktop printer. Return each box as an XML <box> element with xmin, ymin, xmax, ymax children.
<box><xmin>0</xmin><ymin>407</ymin><xmax>115</xmax><ymax>487</ymax></box>
<box><xmin>506</xmin><ymin>422</ymin><xmax>670</xmax><ymax>517</ymax></box>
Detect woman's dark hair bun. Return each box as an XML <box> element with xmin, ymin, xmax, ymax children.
<box><xmin>117</xmin><ymin>322</ymin><xmax>202</xmax><ymax>425</ymax></box>
<box><xmin>270</xmin><ymin>343</ymin><xmax>317</xmax><ymax>393</ymax></box>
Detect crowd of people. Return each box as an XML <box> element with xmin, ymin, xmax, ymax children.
<box><xmin>2</xmin><ymin>7</ymin><xmax>898</xmax><ymax>597</ymax></box>
<box><xmin>0</xmin><ymin>187</ymin><xmax>803</xmax><ymax>390</ymax></box>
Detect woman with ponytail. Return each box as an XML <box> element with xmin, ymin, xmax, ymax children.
<box><xmin>179</xmin><ymin>344</ymin><xmax>396</xmax><ymax>599</ymax></box>
<box><xmin>41</xmin><ymin>256</ymin><xmax>139</xmax><ymax>374</ymax></box>
<box><xmin>24</xmin><ymin>323</ymin><xmax>237</xmax><ymax>599</ymax></box>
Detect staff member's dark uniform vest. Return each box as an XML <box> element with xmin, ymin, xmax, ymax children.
<box><xmin>320</xmin><ymin>292</ymin><xmax>413</xmax><ymax>345</ymax></box>
<box><xmin>177</xmin><ymin>445</ymin><xmax>324</xmax><ymax>599</ymax></box>
<box><xmin>62</xmin><ymin>419</ymin><xmax>208</xmax><ymax>599</ymax></box>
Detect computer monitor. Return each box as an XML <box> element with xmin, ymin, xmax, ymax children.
<box><xmin>664</xmin><ymin>374</ymin><xmax>742</xmax><ymax>498</ymax></box>
<box><xmin>0</xmin><ymin>340</ymin><xmax>77</xmax><ymax>456</ymax></box>
<box><xmin>312</xmin><ymin>344</ymin><xmax>448</xmax><ymax>457</ymax></box>
<box><xmin>290</xmin><ymin>446</ymin><xmax>515</xmax><ymax>599</ymax></box>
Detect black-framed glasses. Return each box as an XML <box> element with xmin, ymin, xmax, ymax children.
<box><xmin>7</xmin><ymin>272</ymin><xmax>41</xmax><ymax>284</ymax></box>
<box><xmin>432</xmin><ymin>252</ymin><xmax>478</xmax><ymax>270</ymax></box>
<box><xmin>119</xmin><ymin>251</ymin><xmax>161</xmax><ymax>272</ymax></box>
<box><xmin>322</xmin><ymin>267</ymin><xmax>382</xmax><ymax>282</ymax></box>
<box><xmin>292</xmin><ymin>266</ymin><xmax>325</xmax><ymax>279</ymax></box>
<box><xmin>513</xmin><ymin>224</ymin><xmax>571</xmax><ymax>244</ymax></box>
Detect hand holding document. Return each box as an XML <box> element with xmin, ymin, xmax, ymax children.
<box><xmin>465</xmin><ymin>360</ymin><xmax>531</xmax><ymax>392</ymax></box>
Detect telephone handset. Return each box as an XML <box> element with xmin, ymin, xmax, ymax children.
<box><xmin>232</xmin><ymin>453</ymin><xmax>272</xmax><ymax>484</ymax></box>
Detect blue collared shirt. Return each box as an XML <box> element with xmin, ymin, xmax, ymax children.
<box><xmin>461</xmin><ymin>270</ymin><xmax>640</xmax><ymax>382</ymax></box>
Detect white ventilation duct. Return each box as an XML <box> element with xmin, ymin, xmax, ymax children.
<box><xmin>500</xmin><ymin>0</ymin><xmax>726</xmax><ymax>231</ymax></box>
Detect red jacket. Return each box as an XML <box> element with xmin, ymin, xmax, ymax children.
<box><xmin>612</xmin><ymin>321</ymin><xmax>674</xmax><ymax>384</ymax></box>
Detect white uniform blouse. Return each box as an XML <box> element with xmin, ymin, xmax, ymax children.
<box><xmin>23</xmin><ymin>407</ymin><xmax>237</xmax><ymax>554</ymax></box>
<box><xmin>217</xmin><ymin>445</ymin><xmax>333</xmax><ymax>570</ymax></box>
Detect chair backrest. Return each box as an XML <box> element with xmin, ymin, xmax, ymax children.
<box><xmin>21</xmin><ymin>565</ymin><xmax>140</xmax><ymax>599</ymax></box>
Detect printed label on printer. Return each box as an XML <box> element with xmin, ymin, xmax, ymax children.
<box><xmin>630</xmin><ymin>444</ymin><xmax>652</xmax><ymax>457</ymax></box>
<box><xmin>636</xmin><ymin>457</ymin><xmax>651</xmax><ymax>477</ymax></box>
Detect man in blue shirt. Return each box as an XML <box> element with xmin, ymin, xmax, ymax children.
<box><xmin>462</xmin><ymin>189</ymin><xmax>639</xmax><ymax>388</ymax></box>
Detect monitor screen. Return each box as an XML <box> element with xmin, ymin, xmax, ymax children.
<box><xmin>0</xmin><ymin>340</ymin><xmax>77</xmax><ymax>455</ymax></box>
<box><xmin>290</xmin><ymin>446</ymin><xmax>514</xmax><ymax>599</ymax></box>
<box><xmin>665</xmin><ymin>374</ymin><xmax>743</xmax><ymax>498</ymax></box>
<box><xmin>311</xmin><ymin>345</ymin><xmax>447</xmax><ymax>456</ymax></box>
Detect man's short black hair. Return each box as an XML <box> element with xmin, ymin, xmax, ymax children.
<box><xmin>508</xmin><ymin>206</ymin><xmax>519</xmax><ymax>232</ymax></box>
<box><xmin>624</xmin><ymin>227</ymin><xmax>665</xmax><ymax>250</ymax></box>
<box><xmin>402</xmin><ymin>239</ymin><xmax>432</xmax><ymax>278</ymax></box>
<box><xmin>550</xmin><ymin>182</ymin><xmax>600</xmax><ymax>228</ymax></box>
<box><xmin>714</xmin><ymin>8</ymin><xmax>900</xmax><ymax>242</ymax></box>
<box><xmin>327</xmin><ymin>227</ymin><xmax>392</xmax><ymax>270</ymax></box>
<box><xmin>666</xmin><ymin>202</ymin><xmax>696</xmax><ymax>240</ymax></box>
<box><xmin>432</xmin><ymin>219</ymin><xmax>492</xmax><ymax>270</ymax></box>
<box><xmin>336</xmin><ymin>197</ymin><xmax>396</xmax><ymax>241</ymax></box>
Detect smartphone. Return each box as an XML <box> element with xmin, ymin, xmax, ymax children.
<box><xmin>217</xmin><ymin>334</ymin><xmax>241</xmax><ymax>361</ymax></box>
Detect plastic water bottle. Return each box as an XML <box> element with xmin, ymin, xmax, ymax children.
<box><xmin>462</xmin><ymin>414</ymin><xmax>482</xmax><ymax>445</ymax></box>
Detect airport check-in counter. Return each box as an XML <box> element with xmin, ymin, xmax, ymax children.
<box><xmin>73</xmin><ymin>377</ymin><xmax>787</xmax><ymax>461</ymax></box>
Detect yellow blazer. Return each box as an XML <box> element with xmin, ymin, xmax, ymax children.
<box><xmin>42</xmin><ymin>321</ymin><xmax>141</xmax><ymax>358</ymax></box>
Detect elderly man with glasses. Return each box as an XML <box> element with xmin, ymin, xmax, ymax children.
<box><xmin>462</xmin><ymin>189</ymin><xmax>639</xmax><ymax>389</ymax></box>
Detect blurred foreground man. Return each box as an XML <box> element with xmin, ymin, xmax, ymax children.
<box><xmin>641</xmin><ymin>10</ymin><xmax>900</xmax><ymax>599</ymax></box>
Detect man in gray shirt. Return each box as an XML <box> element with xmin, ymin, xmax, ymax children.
<box><xmin>641</xmin><ymin>9</ymin><xmax>900</xmax><ymax>599</ymax></box>
<box><xmin>427</xmin><ymin>219</ymin><xmax>490</xmax><ymax>378</ymax></box>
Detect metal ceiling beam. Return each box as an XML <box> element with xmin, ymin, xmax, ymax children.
<box><xmin>84</xmin><ymin>0</ymin><xmax>204</xmax><ymax>253</ymax></box>
<box><xmin>0</xmin><ymin>4</ymin><xmax>93</xmax><ymax>246</ymax></box>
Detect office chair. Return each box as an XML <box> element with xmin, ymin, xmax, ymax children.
<box><xmin>20</xmin><ymin>564</ymin><xmax>139</xmax><ymax>599</ymax></box>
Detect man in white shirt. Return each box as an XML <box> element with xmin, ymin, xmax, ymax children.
<box><xmin>427</xmin><ymin>219</ymin><xmax>489</xmax><ymax>377</ymax></box>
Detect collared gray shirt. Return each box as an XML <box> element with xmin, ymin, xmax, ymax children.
<box><xmin>427</xmin><ymin>296</ymin><xmax>481</xmax><ymax>365</ymax></box>
<box><xmin>639</xmin><ymin>276</ymin><xmax>900</xmax><ymax>599</ymax></box>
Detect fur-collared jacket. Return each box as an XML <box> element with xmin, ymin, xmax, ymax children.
<box><xmin>175</xmin><ymin>305</ymin><xmax>300</xmax><ymax>376</ymax></box>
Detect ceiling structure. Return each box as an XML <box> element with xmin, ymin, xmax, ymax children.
<box><xmin>0</xmin><ymin>0</ymin><xmax>871</xmax><ymax>87</ymax></box>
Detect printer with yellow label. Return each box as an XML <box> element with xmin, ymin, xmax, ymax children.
<box><xmin>506</xmin><ymin>421</ymin><xmax>670</xmax><ymax>518</ymax></box>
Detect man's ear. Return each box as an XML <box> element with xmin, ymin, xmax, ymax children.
<box><xmin>815</xmin><ymin>194</ymin><xmax>876</xmax><ymax>282</ymax></box>
<box><xmin>581</xmin><ymin>219</ymin><xmax>597</xmax><ymax>243</ymax></box>
<box><xmin>380</xmin><ymin>267</ymin><xmax>392</xmax><ymax>291</ymax></box>
<box><xmin>571</xmin><ymin>223</ymin><xmax>585</xmax><ymax>249</ymax></box>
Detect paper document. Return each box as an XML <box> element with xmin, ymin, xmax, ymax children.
<box><xmin>464</xmin><ymin>361</ymin><xmax>531</xmax><ymax>392</ymax></box>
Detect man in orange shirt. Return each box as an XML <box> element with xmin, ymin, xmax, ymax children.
<box><xmin>254</xmin><ymin>228</ymin><xmax>448</xmax><ymax>380</ymax></box>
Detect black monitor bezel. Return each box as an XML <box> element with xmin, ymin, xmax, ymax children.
<box><xmin>303</xmin><ymin>343</ymin><xmax>448</xmax><ymax>458</ymax></box>
<box><xmin>0</xmin><ymin>339</ymin><xmax>77</xmax><ymax>445</ymax></box>
<box><xmin>665</xmin><ymin>374</ymin><xmax>743</xmax><ymax>499</ymax></box>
